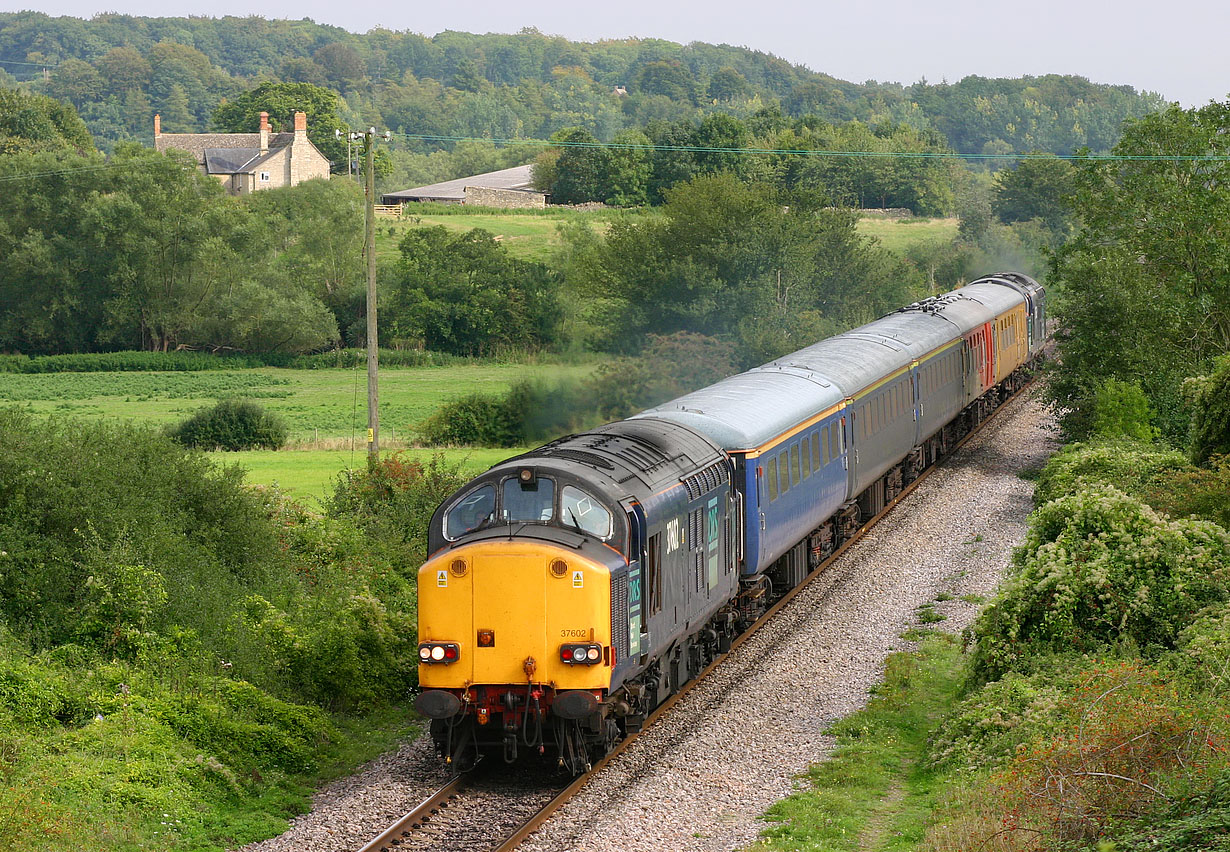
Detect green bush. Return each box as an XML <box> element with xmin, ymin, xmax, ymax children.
<box><xmin>968</xmin><ymin>486</ymin><xmax>1230</xmax><ymax>682</ymax></box>
<box><xmin>929</xmin><ymin>665</ymin><xmax>1070</xmax><ymax>771</ymax></box>
<box><xmin>1034</xmin><ymin>440</ymin><xmax>1191</xmax><ymax>505</ymax></box>
<box><xmin>1035</xmin><ymin>440</ymin><xmax>1230</xmax><ymax>528</ymax></box>
<box><xmin>168</xmin><ymin>399</ymin><xmax>288</xmax><ymax>451</ymax></box>
<box><xmin>327</xmin><ymin>452</ymin><xmax>468</xmax><ymax>565</ymax></box>
<box><xmin>1090</xmin><ymin>377</ymin><xmax>1159</xmax><ymax>441</ymax></box>
<box><xmin>1186</xmin><ymin>354</ymin><xmax>1230</xmax><ymax>466</ymax></box>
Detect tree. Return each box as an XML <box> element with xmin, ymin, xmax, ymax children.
<box><xmin>601</xmin><ymin>129</ymin><xmax>651</xmax><ymax>207</ymax></box>
<box><xmin>158</xmin><ymin>83</ymin><xmax>194</xmax><ymax>133</ymax></box>
<box><xmin>585</xmin><ymin>173</ymin><xmax>921</xmax><ymax>356</ymax></box>
<box><xmin>634</xmin><ymin>61</ymin><xmax>697</xmax><ymax>103</ymax></box>
<box><xmin>707</xmin><ymin>67</ymin><xmax>749</xmax><ymax>102</ymax></box>
<box><xmin>1186</xmin><ymin>356</ymin><xmax>1230</xmax><ymax>466</ymax></box>
<box><xmin>388</xmin><ymin>227</ymin><xmax>561</xmax><ymax>355</ymax></box>
<box><xmin>547</xmin><ymin>126</ymin><xmax>608</xmax><ymax>204</ymax></box>
<box><xmin>1049</xmin><ymin>100</ymin><xmax>1230</xmax><ymax>440</ymax></box>
<box><xmin>691</xmin><ymin>112</ymin><xmax>749</xmax><ymax>177</ymax></box>
<box><xmin>45</xmin><ymin>59</ymin><xmax>102</xmax><ymax>108</ymax></box>
<box><xmin>96</xmin><ymin>47</ymin><xmax>151</xmax><ymax>92</ymax></box>
<box><xmin>991</xmin><ymin>154</ymin><xmax>1074</xmax><ymax>230</ymax></box>
<box><xmin>313</xmin><ymin>42</ymin><xmax>366</xmax><ymax>90</ymax></box>
<box><xmin>0</xmin><ymin>87</ymin><xmax>94</xmax><ymax>154</ymax></box>
<box><xmin>213</xmin><ymin>81</ymin><xmax>347</xmax><ymax>169</ymax></box>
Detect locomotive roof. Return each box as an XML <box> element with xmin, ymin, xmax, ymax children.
<box><xmin>491</xmin><ymin>417</ymin><xmax>725</xmax><ymax>499</ymax></box>
<box><xmin>634</xmin><ymin>275</ymin><xmax>1029</xmax><ymax>452</ymax></box>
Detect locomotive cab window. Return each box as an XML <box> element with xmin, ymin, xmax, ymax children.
<box><xmin>561</xmin><ymin>485</ymin><xmax>612</xmax><ymax>539</ymax></box>
<box><xmin>444</xmin><ymin>484</ymin><xmax>496</xmax><ymax>540</ymax></box>
<box><xmin>502</xmin><ymin>476</ymin><xmax>555</xmax><ymax>522</ymax></box>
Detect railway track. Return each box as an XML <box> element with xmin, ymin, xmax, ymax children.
<box><xmin>357</xmin><ymin>380</ymin><xmax>1038</xmax><ymax>852</ymax></box>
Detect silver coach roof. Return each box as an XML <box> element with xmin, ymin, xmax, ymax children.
<box><xmin>633</xmin><ymin>277</ymin><xmax>1026</xmax><ymax>451</ymax></box>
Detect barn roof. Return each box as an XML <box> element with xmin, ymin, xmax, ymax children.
<box><xmin>381</xmin><ymin>164</ymin><xmax>537</xmax><ymax>203</ymax></box>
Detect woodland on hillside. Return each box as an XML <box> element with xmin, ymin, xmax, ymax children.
<box><xmin>1</xmin><ymin>12</ymin><xmax>1165</xmax><ymax>190</ymax></box>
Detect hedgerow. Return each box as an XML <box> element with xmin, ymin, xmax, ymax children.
<box><xmin>0</xmin><ymin>348</ymin><xmax>450</xmax><ymax>373</ymax></box>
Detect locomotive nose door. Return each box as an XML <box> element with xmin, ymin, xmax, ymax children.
<box><xmin>470</xmin><ymin>551</ymin><xmax>548</xmax><ymax>684</ymax></box>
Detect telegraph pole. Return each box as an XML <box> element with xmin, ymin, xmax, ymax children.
<box><xmin>338</xmin><ymin>125</ymin><xmax>390</xmax><ymax>465</ymax></box>
<box><xmin>357</xmin><ymin>127</ymin><xmax>391</xmax><ymax>465</ymax></box>
<box><xmin>363</xmin><ymin>128</ymin><xmax>379</xmax><ymax>464</ymax></box>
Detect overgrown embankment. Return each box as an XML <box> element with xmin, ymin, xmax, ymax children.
<box><xmin>0</xmin><ymin>409</ymin><xmax>460</xmax><ymax>851</ymax></box>
<box><xmin>753</xmin><ymin>439</ymin><xmax>1230</xmax><ymax>852</ymax></box>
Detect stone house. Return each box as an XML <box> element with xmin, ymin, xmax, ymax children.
<box><xmin>154</xmin><ymin>110</ymin><xmax>331</xmax><ymax>195</ymax></box>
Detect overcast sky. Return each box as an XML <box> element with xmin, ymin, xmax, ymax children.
<box><xmin>6</xmin><ymin>0</ymin><xmax>1227</xmax><ymax>107</ymax></box>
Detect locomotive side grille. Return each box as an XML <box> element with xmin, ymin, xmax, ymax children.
<box><xmin>694</xmin><ymin>550</ymin><xmax>704</xmax><ymax>593</ymax></box>
<box><xmin>682</xmin><ymin>462</ymin><xmax>729</xmax><ymax>501</ymax></box>
<box><xmin>610</xmin><ymin>573</ymin><xmax>629</xmax><ymax>662</ymax></box>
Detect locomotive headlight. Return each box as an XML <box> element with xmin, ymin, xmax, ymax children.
<box><xmin>430</xmin><ymin>645</ymin><xmax>446</xmax><ymax>661</ymax></box>
<box><xmin>586</xmin><ymin>646</ymin><xmax>600</xmax><ymax>662</ymax></box>
<box><xmin>419</xmin><ymin>646</ymin><xmax>432</xmax><ymax>661</ymax></box>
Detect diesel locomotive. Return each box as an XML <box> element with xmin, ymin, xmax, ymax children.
<box><xmin>414</xmin><ymin>273</ymin><xmax>1047</xmax><ymax>773</ymax></box>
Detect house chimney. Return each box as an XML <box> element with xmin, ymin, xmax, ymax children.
<box><xmin>153</xmin><ymin>113</ymin><xmax>161</xmax><ymax>138</ymax></box>
<box><xmin>259</xmin><ymin>111</ymin><xmax>270</xmax><ymax>153</ymax></box>
<box><xmin>293</xmin><ymin>111</ymin><xmax>307</xmax><ymax>138</ymax></box>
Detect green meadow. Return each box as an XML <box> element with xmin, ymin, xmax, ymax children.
<box><xmin>375</xmin><ymin>207</ymin><xmax>624</xmax><ymax>263</ymax></box>
<box><xmin>0</xmin><ymin>361</ymin><xmax>590</xmax><ymax>499</ymax></box>
<box><xmin>855</xmin><ymin>215</ymin><xmax>960</xmax><ymax>255</ymax></box>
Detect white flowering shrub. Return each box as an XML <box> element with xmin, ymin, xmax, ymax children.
<box><xmin>970</xmin><ymin>485</ymin><xmax>1230</xmax><ymax>681</ymax></box>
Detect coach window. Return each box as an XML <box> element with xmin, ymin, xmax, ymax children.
<box><xmin>801</xmin><ymin>437</ymin><xmax>811</xmax><ymax>479</ymax></box>
<box><xmin>444</xmin><ymin>484</ymin><xmax>496</xmax><ymax>540</ymax></box>
<box><xmin>821</xmin><ymin>426</ymin><xmax>830</xmax><ymax>464</ymax></box>
<box><xmin>790</xmin><ymin>443</ymin><xmax>801</xmax><ymax>486</ymax></box>
<box><xmin>779</xmin><ymin>452</ymin><xmax>791</xmax><ymax>494</ymax></box>
<box><xmin>502</xmin><ymin>476</ymin><xmax>554</xmax><ymax>522</ymax></box>
<box><xmin>561</xmin><ymin>485</ymin><xmax>612</xmax><ymax>539</ymax></box>
<box><xmin>767</xmin><ymin>457</ymin><xmax>779</xmax><ymax>501</ymax></box>
<box><xmin>811</xmin><ymin>432</ymin><xmax>821</xmax><ymax>470</ymax></box>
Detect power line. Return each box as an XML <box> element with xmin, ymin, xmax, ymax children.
<box><xmin>393</xmin><ymin>131</ymin><xmax>1230</xmax><ymax>162</ymax></box>
<box><xmin>0</xmin><ymin>58</ymin><xmax>59</xmax><ymax>68</ymax></box>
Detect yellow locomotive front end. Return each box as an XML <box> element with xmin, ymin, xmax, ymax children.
<box><xmin>415</xmin><ymin>537</ymin><xmax>620</xmax><ymax>771</ymax></box>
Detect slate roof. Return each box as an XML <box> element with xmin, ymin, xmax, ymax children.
<box><xmin>204</xmin><ymin>147</ymin><xmax>260</xmax><ymax>174</ymax></box>
<box><xmin>156</xmin><ymin>132</ymin><xmax>294</xmax><ymax>170</ymax></box>
<box><xmin>381</xmin><ymin>164</ymin><xmax>537</xmax><ymax>203</ymax></box>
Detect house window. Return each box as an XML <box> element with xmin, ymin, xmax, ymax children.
<box><xmin>259</xmin><ymin>171</ymin><xmax>270</xmax><ymax>182</ymax></box>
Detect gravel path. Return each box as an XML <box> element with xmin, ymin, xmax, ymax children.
<box><xmin>237</xmin><ymin>389</ymin><xmax>1056</xmax><ymax>852</ymax></box>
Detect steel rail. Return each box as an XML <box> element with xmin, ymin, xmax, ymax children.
<box><xmin>355</xmin><ymin>774</ymin><xmax>467</xmax><ymax>852</ymax></box>
<box><xmin>357</xmin><ymin>377</ymin><xmax>1038</xmax><ymax>852</ymax></box>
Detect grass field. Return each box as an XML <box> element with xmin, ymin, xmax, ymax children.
<box><xmin>855</xmin><ymin>216</ymin><xmax>959</xmax><ymax>255</ymax></box>
<box><xmin>375</xmin><ymin>208</ymin><xmax>620</xmax><ymax>263</ymax></box>
<box><xmin>213</xmin><ymin>446</ymin><xmax>526</xmax><ymax>503</ymax></box>
<box><xmin>0</xmin><ymin>361</ymin><xmax>589</xmax><ymax>500</ymax></box>
<box><xmin>0</xmin><ymin>362</ymin><xmax>591</xmax><ymax>440</ymax></box>
<box><xmin>374</xmin><ymin>208</ymin><xmax>955</xmax><ymax>263</ymax></box>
